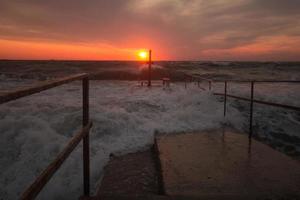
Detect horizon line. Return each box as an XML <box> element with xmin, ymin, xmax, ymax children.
<box><xmin>1</xmin><ymin>59</ymin><xmax>300</xmax><ymax>62</ymax></box>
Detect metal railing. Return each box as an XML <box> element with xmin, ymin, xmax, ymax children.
<box><xmin>0</xmin><ymin>73</ymin><xmax>92</xmax><ymax>199</ymax></box>
<box><xmin>183</xmin><ymin>75</ymin><xmax>300</xmax><ymax>139</ymax></box>
<box><xmin>2</xmin><ymin>72</ymin><xmax>299</xmax><ymax>199</ymax></box>
<box><xmin>214</xmin><ymin>81</ymin><xmax>300</xmax><ymax>138</ymax></box>
<box><xmin>184</xmin><ymin>74</ymin><xmax>212</xmax><ymax>90</ymax></box>
<box><xmin>213</xmin><ymin>81</ymin><xmax>300</xmax><ymax>138</ymax></box>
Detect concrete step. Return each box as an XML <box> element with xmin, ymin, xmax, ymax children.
<box><xmin>155</xmin><ymin>129</ymin><xmax>300</xmax><ymax>199</ymax></box>
<box><xmin>96</xmin><ymin>149</ymin><xmax>163</xmax><ymax>197</ymax></box>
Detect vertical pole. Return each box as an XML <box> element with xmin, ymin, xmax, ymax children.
<box><xmin>82</xmin><ymin>78</ymin><xmax>90</xmax><ymax>196</ymax></box>
<box><xmin>224</xmin><ymin>81</ymin><xmax>227</xmax><ymax>117</ymax></box>
<box><xmin>209</xmin><ymin>81</ymin><xmax>212</xmax><ymax>91</ymax></box>
<box><xmin>249</xmin><ymin>81</ymin><xmax>254</xmax><ymax>139</ymax></box>
<box><xmin>148</xmin><ymin>49</ymin><xmax>152</xmax><ymax>87</ymax></box>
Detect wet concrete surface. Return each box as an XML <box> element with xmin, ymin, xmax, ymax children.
<box><xmin>96</xmin><ymin>149</ymin><xmax>160</xmax><ymax>197</ymax></box>
<box><xmin>156</xmin><ymin>129</ymin><xmax>300</xmax><ymax>199</ymax></box>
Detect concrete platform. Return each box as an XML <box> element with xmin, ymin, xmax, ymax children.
<box><xmin>155</xmin><ymin>130</ymin><xmax>300</xmax><ymax>199</ymax></box>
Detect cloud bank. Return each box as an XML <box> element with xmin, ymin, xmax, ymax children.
<box><xmin>0</xmin><ymin>0</ymin><xmax>299</xmax><ymax>60</ymax></box>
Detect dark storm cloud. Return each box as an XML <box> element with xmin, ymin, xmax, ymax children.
<box><xmin>0</xmin><ymin>0</ymin><xmax>131</xmax><ymax>42</ymax></box>
<box><xmin>251</xmin><ymin>0</ymin><xmax>300</xmax><ymax>15</ymax></box>
<box><xmin>0</xmin><ymin>0</ymin><xmax>299</xmax><ymax>60</ymax></box>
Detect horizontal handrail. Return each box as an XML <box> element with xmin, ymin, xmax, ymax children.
<box><xmin>21</xmin><ymin>122</ymin><xmax>93</xmax><ymax>200</ymax></box>
<box><xmin>0</xmin><ymin>73</ymin><xmax>88</xmax><ymax>104</ymax></box>
<box><xmin>183</xmin><ymin>74</ymin><xmax>300</xmax><ymax>83</ymax></box>
<box><xmin>184</xmin><ymin>73</ymin><xmax>213</xmax><ymax>90</ymax></box>
<box><xmin>184</xmin><ymin>73</ymin><xmax>213</xmax><ymax>82</ymax></box>
<box><xmin>214</xmin><ymin>92</ymin><xmax>300</xmax><ymax>111</ymax></box>
<box><xmin>210</xmin><ymin>80</ymin><xmax>300</xmax><ymax>83</ymax></box>
<box><xmin>0</xmin><ymin>74</ymin><xmax>92</xmax><ymax>199</ymax></box>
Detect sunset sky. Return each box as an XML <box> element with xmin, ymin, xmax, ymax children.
<box><xmin>0</xmin><ymin>0</ymin><xmax>300</xmax><ymax>61</ymax></box>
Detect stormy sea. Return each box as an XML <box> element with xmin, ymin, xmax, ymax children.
<box><xmin>0</xmin><ymin>60</ymin><xmax>299</xmax><ymax>199</ymax></box>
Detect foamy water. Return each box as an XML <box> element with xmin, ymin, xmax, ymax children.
<box><xmin>0</xmin><ymin>80</ymin><xmax>299</xmax><ymax>199</ymax></box>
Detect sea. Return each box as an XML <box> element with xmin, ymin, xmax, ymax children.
<box><xmin>0</xmin><ymin>60</ymin><xmax>299</xmax><ymax>199</ymax></box>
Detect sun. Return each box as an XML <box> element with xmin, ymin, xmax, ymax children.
<box><xmin>138</xmin><ymin>50</ymin><xmax>148</xmax><ymax>60</ymax></box>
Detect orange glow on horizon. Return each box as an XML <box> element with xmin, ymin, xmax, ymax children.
<box><xmin>0</xmin><ymin>39</ymin><xmax>165</xmax><ymax>61</ymax></box>
<box><xmin>1</xmin><ymin>35</ymin><xmax>299</xmax><ymax>61</ymax></box>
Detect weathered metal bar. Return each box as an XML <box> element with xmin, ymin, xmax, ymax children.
<box><xmin>224</xmin><ymin>81</ymin><xmax>227</xmax><ymax>116</ymax></box>
<box><xmin>213</xmin><ymin>93</ymin><xmax>300</xmax><ymax>111</ymax></box>
<box><xmin>0</xmin><ymin>73</ymin><xmax>88</xmax><ymax>104</ymax></box>
<box><xmin>254</xmin><ymin>80</ymin><xmax>300</xmax><ymax>83</ymax></box>
<box><xmin>181</xmin><ymin>73</ymin><xmax>299</xmax><ymax>83</ymax></box>
<box><xmin>183</xmin><ymin>74</ymin><xmax>213</xmax><ymax>82</ymax></box>
<box><xmin>213</xmin><ymin>80</ymin><xmax>300</xmax><ymax>83</ymax></box>
<box><xmin>249</xmin><ymin>82</ymin><xmax>254</xmax><ymax>138</ymax></box>
<box><xmin>201</xmin><ymin>77</ymin><xmax>212</xmax><ymax>82</ymax></box>
<box><xmin>82</xmin><ymin>78</ymin><xmax>90</xmax><ymax>196</ymax></box>
<box><xmin>21</xmin><ymin>122</ymin><xmax>93</xmax><ymax>200</ymax></box>
<box><xmin>148</xmin><ymin>49</ymin><xmax>152</xmax><ymax>87</ymax></box>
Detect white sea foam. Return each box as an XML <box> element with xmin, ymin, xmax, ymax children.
<box><xmin>0</xmin><ymin>80</ymin><xmax>299</xmax><ymax>199</ymax></box>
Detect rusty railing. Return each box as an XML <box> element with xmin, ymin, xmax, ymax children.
<box><xmin>0</xmin><ymin>73</ymin><xmax>92</xmax><ymax>199</ymax></box>
<box><xmin>213</xmin><ymin>80</ymin><xmax>300</xmax><ymax>138</ymax></box>
<box><xmin>182</xmin><ymin>75</ymin><xmax>300</xmax><ymax>138</ymax></box>
<box><xmin>184</xmin><ymin>74</ymin><xmax>212</xmax><ymax>90</ymax></box>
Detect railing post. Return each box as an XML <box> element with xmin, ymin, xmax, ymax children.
<box><xmin>249</xmin><ymin>81</ymin><xmax>254</xmax><ymax>139</ymax></box>
<box><xmin>224</xmin><ymin>81</ymin><xmax>227</xmax><ymax>116</ymax></box>
<box><xmin>82</xmin><ymin>78</ymin><xmax>90</xmax><ymax>196</ymax></box>
<box><xmin>148</xmin><ymin>49</ymin><xmax>152</xmax><ymax>87</ymax></box>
